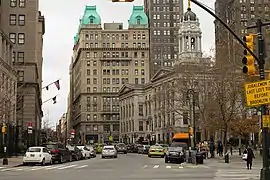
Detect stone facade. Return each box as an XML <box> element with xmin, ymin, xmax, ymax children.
<box><xmin>69</xmin><ymin>6</ymin><xmax>150</xmax><ymax>143</ymax></box>
<box><xmin>0</xmin><ymin>30</ymin><xmax>17</xmax><ymax>125</ymax></box>
<box><xmin>0</xmin><ymin>0</ymin><xmax>45</xmax><ymax>145</ymax></box>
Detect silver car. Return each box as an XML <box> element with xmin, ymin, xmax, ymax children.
<box><xmin>86</xmin><ymin>145</ymin><xmax>96</xmax><ymax>158</ymax></box>
<box><xmin>101</xmin><ymin>145</ymin><xmax>117</xmax><ymax>158</ymax></box>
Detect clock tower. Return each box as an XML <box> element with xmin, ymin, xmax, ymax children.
<box><xmin>178</xmin><ymin>7</ymin><xmax>202</xmax><ymax>63</ymax></box>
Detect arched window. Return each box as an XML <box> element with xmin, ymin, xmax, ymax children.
<box><xmin>191</xmin><ymin>37</ymin><xmax>195</xmax><ymax>50</ymax></box>
<box><xmin>89</xmin><ymin>15</ymin><xmax>95</xmax><ymax>24</ymax></box>
<box><xmin>136</xmin><ymin>16</ymin><xmax>142</xmax><ymax>25</ymax></box>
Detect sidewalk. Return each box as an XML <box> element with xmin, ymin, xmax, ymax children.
<box><xmin>0</xmin><ymin>156</ymin><xmax>23</xmax><ymax>168</ymax></box>
<box><xmin>207</xmin><ymin>153</ymin><xmax>261</xmax><ymax>180</ymax></box>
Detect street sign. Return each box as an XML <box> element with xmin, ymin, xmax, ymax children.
<box><xmin>244</xmin><ymin>80</ymin><xmax>270</xmax><ymax>106</ymax></box>
<box><xmin>27</xmin><ymin>122</ymin><xmax>33</xmax><ymax>134</ymax></box>
<box><xmin>262</xmin><ymin>115</ymin><xmax>270</xmax><ymax>128</ymax></box>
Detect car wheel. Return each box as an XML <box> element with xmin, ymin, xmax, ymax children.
<box><xmin>115</xmin><ymin>156</ymin><xmax>117</xmax><ymax>158</ymax></box>
<box><xmin>161</xmin><ymin>155</ymin><xmax>164</xmax><ymax>158</ymax></box>
<box><xmin>124</xmin><ymin>151</ymin><xmax>127</xmax><ymax>154</ymax></box>
<box><xmin>102</xmin><ymin>156</ymin><xmax>105</xmax><ymax>159</ymax></box>
<box><xmin>165</xmin><ymin>158</ymin><xmax>168</xmax><ymax>163</ymax></box>
<box><xmin>148</xmin><ymin>155</ymin><xmax>151</xmax><ymax>158</ymax></box>
<box><xmin>59</xmin><ymin>155</ymin><xmax>63</xmax><ymax>164</ymax></box>
<box><xmin>41</xmin><ymin>158</ymin><xmax>45</xmax><ymax>166</ymax></box>
<box><xmin>23</xmin><ymin>162</ymin><xmax>28</xmax><ymax>166</ymax></box>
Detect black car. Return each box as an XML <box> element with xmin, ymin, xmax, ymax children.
<box><xmin>165</xmin><ymin>143</ymin><xmax>187</xmax><ymax>164</ymax></box>
<box><xmin>66</xmin><ymin>145</ymin><xmax>83</xmax><ymax>160</ymax></box>
<box><xmin>116</xmin><ymin>143</ymin><xmax>127</xmax><ymax>154</ymax></box>
<box><xmin>43</xmin><ymin>142</ymin><xmax>72</xmax><ymax>164</ymax></box>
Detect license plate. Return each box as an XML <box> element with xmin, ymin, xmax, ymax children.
<box><xmin>30</xmin><ymin>154</ymin><xmax>35</xmax><ymax>157</ymax></box>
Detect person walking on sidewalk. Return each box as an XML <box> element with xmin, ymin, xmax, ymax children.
<box><xmin>243</xmin><ymin>146</ymin><xmax>255</xmax><ymax>169</ymax></box>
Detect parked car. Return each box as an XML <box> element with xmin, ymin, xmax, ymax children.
<box><xmin>77</xmin><ymin>146</ymin><xmax>91</xmax><ymax>159</ymax></box>
<box><xmin>102</xmin><ymin>145</ymin><xmax>117</xmax><ymax>158</ymax></box>
<box><xmin>43</xmin><ymin>142</ymin><xmax>71</xmax><ymax>163</ymax></box>
<box><xmin>115</xmin><ymin>143</ymin><xmax>127</xmax><ymax>154</ymax></box>
<box><xmin>148</xmin><ymin>145</ymin><xmax>165</xmax><ymax>158</ymax></box>
<box><xmin>66</xmin><ymin>145</ymin><xmax>83</xmax><ymax>160</ymax></box>
<box><xmin>23</xmin><ymin>146</ymin><xmax>52</xmax><ymax>165</ymax></box>
<box><xmin>160</xmin><ymin>144</ymin><xmax>169</xmax><ymax>155</ymax></box>
<box><xmin>165</xmin><ymin>143</ymin><xmax>187</xmax><ymax>164</ymax></box>
<box><xmin>138</xmin><ymin>145</ymin><xmax>150</xmax><ymax>154</ymax></box>
<box><xmin>86</xmin><ymin>145</ymin><xmax>96</xmax><ymax>157</ymax></box>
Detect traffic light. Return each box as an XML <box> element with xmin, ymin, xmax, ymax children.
<box><xmin>112</xmin><ymin>0</ymin><xmax>134</xmax><ymax>2</ymax></box>
<box><xmin>1</xmin><ymin>123</ymin><xmax>7</xmax><ymax>134</ymax></box>
<box><xmin>242</xmin><ymin>34</ymin><xmax>256</xmax><ymax>75</ymax></box>
<box><xmin>188</xmin><ymin>126</ymin><xmax>194</xmax><ymax>136</ymax></box>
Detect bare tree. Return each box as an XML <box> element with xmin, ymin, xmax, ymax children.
<box><xmin>207</xmin><ymin>67</ymin><xmax>245</xmax><ymax>152</ymax></box>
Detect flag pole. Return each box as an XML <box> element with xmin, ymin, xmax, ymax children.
<box><xmin>42</xmin><ymin>79</ymin><xmax>61</xmax><ymax>90</ymax></box>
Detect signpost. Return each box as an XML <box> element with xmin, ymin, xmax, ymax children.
<box><xmin>244</xmin><ymin>80</ymin><xmax>270</xmax><ymax>107</ymax></box>
<box><xmin>27</xmin><ymin>122</ymin><xmax>33</xmax><ymax>134</ymax></box>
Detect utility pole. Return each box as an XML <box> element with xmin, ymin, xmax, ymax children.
<box><xmin>254</xmin><ymin>19</ymin><xmax>270</xmax><ymax>180</ymax></box>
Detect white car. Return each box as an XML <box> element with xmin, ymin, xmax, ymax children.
<box><xmin>77</xmin><ymin>146</ymin><xmax>91</xmax><ymax>159</ymax></box>
<box><xmin>23</xmin><ymin>146</ymin><xmax>52</xmax><ymax>165</ymax></box>
<box><xmin>102</xmin><ymin>145</ymin><xmax>117</xmax><ymax>158</ymax></box>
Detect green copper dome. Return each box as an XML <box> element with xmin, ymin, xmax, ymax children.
<box><xmin>184</xmin><ymin>8</ymin><xmax>197</xmax><ymax>21</ymax></box>
<box><xmin>81</xmin><ymin>5</ymin><xmax>101</xmax><ymax>25</ymax></box>
<box><xmin>129</xmin><ymin>6</ymin><xmax>148</xmax><ymax>26</ymax></box>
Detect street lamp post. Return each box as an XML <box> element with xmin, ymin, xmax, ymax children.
<box><xmin>187</xmin><ymin>89</ymin><xmax>196</xmax><ymax>150</ymax></box>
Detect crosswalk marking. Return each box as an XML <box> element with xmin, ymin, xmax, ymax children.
<box><xmin>166</xmin><ymin>166</ymin><xmax>171</xmax><ymax>168</ymax></box>
<box><xmin>143</xmin><ymin>165</ymin><xmax>148</xmax><ymax>168</ymax></box>
<box><xmin>153</xmin><ymin>165</ymin><xmax>159</xmax><ymax>168</ymax></box>
<box><xmin>179</xmin><ymin>166</ymin><xmax>183</xmax><ymax>168</ymax></box>
<box><xmin>214</xmin><ymin>168</ymin><xmax>260</xmax><ymax>180</ymax></box>
<box><xmin>58</xmin><ymin>165</ymin><xmax>77</xmax><ymax>170</ymax></box>
<box><xmin>75</xmin><ymin>165</ymin><xmax>88</xmax><ymax>169</ymax></box>
<box><xmin>0</xmin><ymin>164</ymin><xmax>89</xmax><ymax>172</ymax></box>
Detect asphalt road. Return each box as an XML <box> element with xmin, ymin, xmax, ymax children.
<box><xmin>0</xmin><ymin>153</ymin><xmax>217</xmax><ymax>180</ymax></box>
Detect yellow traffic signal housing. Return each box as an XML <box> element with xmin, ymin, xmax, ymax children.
<box><xmin>1</xmin><ymin>123</ymin><xmax>7</xmax><ymax>134</ymax></box>
<box><xmin>188</xmin><ymin>126</ymin><xmax>194</xmax><ymax>136</ymax></box>
<box><xmin>242</xmin><ymin>34</ymin><xmax>256</xmax><ymax>75</ymax></box>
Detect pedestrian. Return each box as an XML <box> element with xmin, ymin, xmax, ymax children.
<box><xmin>244</xmin><ymin>146</ymin><xmax>255</xmax><ymax>170</ymax></box>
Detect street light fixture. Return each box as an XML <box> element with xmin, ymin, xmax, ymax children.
<box><xmin>186</xmin><ymin>89</ymin><xmax>197</xmax><ymax>150</ymax></box>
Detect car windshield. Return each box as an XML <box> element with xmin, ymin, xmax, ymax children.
<box><xmin>45</xmin><ymin>144</ymin><xmax>57</xmax><ymax>149</ymax></box>
<box><xmin>160</xmin><ymin>144</ymin><xmax>168</xmax><ymax>148</ymax></box>
<box><xmin>104</xmin><ymin>147</ymin><xmax>114</xmax><ymax>150</ymax></box>
<box><xmin>77</xmin><ymin>146</ymin><xmax>84</xmax><ymax>149</ymax></box>
<box><xmin>87</xmin><ymin>146</ymin><xmax>93</xmax><ymax>150</ymax></box>
<box><xmin>67</xmin><ymin>146</ymin><xmax>75</xmax><ymax>151</ymax></box>
<box><xmin>117</xmin><ymin>143</ymin><xmax>125</xmax><ymax>147</ymax></box>
<box><xmin>150</xmin><ymin>146</ymin><xmax>162</xmax><ymax>149</ymax></box>
<box><xmin>27</xmin><ymin>147</ymin><xmax>41</xmax><ymax>152</ymax></box>
<box><xmin>170</xmin><ymin>143</ymin><xmax>188</xmax><ymax>148</ymax></box>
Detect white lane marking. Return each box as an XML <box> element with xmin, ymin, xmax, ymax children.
<box><xmin>0</xmin><ymin>168</ymin><xmax>12</xmax><ymax>171</ymax></box>
<box><xmin>166</xmin><ymin>166</ymin><xmax>171</xmax><ymax>168</ymax></box>
<box><xmin>179</xmin><ymin>166</ymin><xmax>184</xmax><ymax>168</ymax></box>
<box><xmin>58</xmin><ymin>164</ymin><xmax>77</xmax><ymax>170</ymax></box>
<box><xmin>0</xmin><ymin>167</ymin><xmax>5</xmax><ymax>169</ymax></box>
<box><xmin>153</xmin><ymin>165</ymin><xmax>159</xmax><ymax>168</ymax></box>
<box><xmin>31</xmin><ymin>166</ymin><xmax>47</xmax><ymax>171</ymax></box>
<box><xmin>14</xmin><ymin>168</ymin><xmax>23</xmax><ymax>171</ymax></box>
<box><xmin>143</xmin><ymin>165</ymin><xmax>148</xmax><ymax>168</ymax></box>
<box><xmin>45</xmin><ymin>165</ymin><xmax>65</xmax><ymax>170</ymax></box>
<box><xmin>75</xmin><ymin>165</ymin><xmax>88</xmax><ymax>169</ymax></box>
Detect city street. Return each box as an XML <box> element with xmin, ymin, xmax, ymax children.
<box><xmin>0</xmin><ymin>153</ymin><xmax>261</xmax><ymax>180</ymax></box>
<box><xmin>0</xmin><ymin>153</ymin><xmax>214</xmax><ymax>180</ymax></box>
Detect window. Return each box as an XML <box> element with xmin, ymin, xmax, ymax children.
<box><xmin>18</xmin><ymin>33</ymin><xmax>25</xmax><ymax>44</ymax></box>
<box><xmin>12</xmin><ymin>52</ymin><xmax>16</xmax><ymax>63</ymax></box>
<box><xmin>139</xmin><ymin>121</ymin><xmax>143</xmax><ymax>131</ymax></box>
<box><xmin>9</xmin><ymin>33</ymin><xmax>16</xmax><ymax>44</ymax></box>
<box><xmin>17</xmin><ymin>71</ymin><xmax>24</xmax><ymax>82</ymax></box>
<box><xmin>19</xmin><ymin>0</ymin><xmax>25</xmax><ymax>7</ymax></box>
<box><xmin>10</xmin><ymin>0</ymin><xmax>16</xmax><ymax>7</ymax></box>
<box><xmin>137</xmin><ymin>18</ymin><xmax>141</xmax><ymax>25</ymax></box>
<box><xmin>139</xmin><ymin>105</ymin><xmax>143</xmax><ymax>116</ymax></box>
<box><xmin>18</xmin><ymin>15</ymin><xmax>25</xmax><ymax>25</ymax></box>
<box><xmin>9</xmin><ymin>14</ymin><xmax>16</xmax><ymax>25</ymax></box>
<box><xmin>90</xmin><ymin>17</ymin><xmax>94</xmax><ymax>24</ymax></box>
<box><xmin>17</xmin><ymin>52</ymin><xmax>24</xmax><ymax>63</ymax></box>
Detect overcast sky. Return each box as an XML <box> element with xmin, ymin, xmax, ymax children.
<box><xmin>39</xmin><ymin>0</ymin><xmax>215</xmax><ymax>129</ymax></box>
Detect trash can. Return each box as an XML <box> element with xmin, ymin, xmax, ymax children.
<box><xmin>196</xmin><ymin>152</ymin><xmax>204</xmax><ymax>164</ymax></box>
<box><xmin>224</xmin><ymin>152</ymin><xmax>229</xmax><ymax>163</ymax></box>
